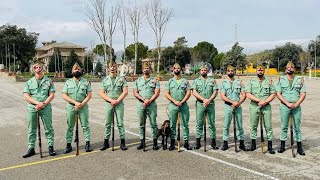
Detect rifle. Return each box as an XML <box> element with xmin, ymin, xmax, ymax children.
<box><xmin>290</xmin><ymin>114</ymin><xmax>296</xmax><ymax>157</ymax></box>
<box><xmin>233</xmin><ymin>110</ymin><xmax>238</xmax><ymax>153</ymax></box>
<box><xmin>75</xmin><ymin>111</ymin><xmax>79</xmax><ymax>155</ymax></box>
<box><xmin>260</xmin><ymin>112</ymin><xmax>264</xmax><ymax>154</ymax></box>
<box><xmin>177</xmin><ymin>112</ymin><xmax>181</xmax><ymax>152</ymax></box>
<box><xmin>204</xmin><ymin>111</ymin><xmax>207</xmax><ymax>152</ymax></box>
<box><xmin>143</xmin><ymin>109</ymin><xmax>146</xmax><ymax>152</ymax></box>
<box><xmin>112</xmin><ymin>107</ymin><xmax>115</xmax><ymax>151</ymax></box>
<box><xmin>37</xmin><ymin>112</ymin><xmax>43</xmax><ymax>158</ymax></box>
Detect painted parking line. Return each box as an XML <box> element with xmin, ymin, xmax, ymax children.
<box><xmin>0</xmin><ymin>141</ymin><xmax>143</xmax><ymax>172</ymax></box>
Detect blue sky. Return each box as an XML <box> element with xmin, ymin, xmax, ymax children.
<box><xmin>1</xmin><ymin>0</ymin><xmax>319</xmax><ymax>54</ymax></box>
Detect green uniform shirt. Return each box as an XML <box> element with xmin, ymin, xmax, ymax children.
<box><xmin>191</xmin><ymin>77</ymin><xmax>218</xmax><ymax>102</ymax></box>
<box><xmin>23</xmin><ymin>76</ymin><xmax>55</xmax><ymax>106</ymax></box>
<box><xmin>165</xmin><ymin>77</ymin><xmax>191</xmax><ymax>101</ymax></box>
<box><xmin>62</xmin><ymin>77</ymin><xmax>92</xmax><ymax>102</ymax></box>
<box><xmin>100</xmin><ymin>75</ymin><xmax>128</xmax><ymax>99</ymax></box>
<box><xmin>276</xmin><ymin>76</ymin><xmax>306</xmax><ymax>103</ymax></box>
<box><xmin>246</xmin><ymin>77</ymin><xmax>276</xmax><ymax>101</ymax></box>
<box><xmin>220</xmin><ymin>79</ymin><xmax>245</xmax><ymax>102</ymax></box>
<box><xmin>133</xmin><ymin>76</ymin><xmax>160</xmax><ymax>99</ymax></box>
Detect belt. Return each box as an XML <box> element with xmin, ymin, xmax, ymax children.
<box><xmin>225</xmin><ymin>102</ymin><xmax>232</xmax><ymax>106</ymax></box>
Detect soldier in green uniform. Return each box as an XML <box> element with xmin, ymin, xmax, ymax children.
<box><xmin>165</xmin><ymin>63</ymin><xmax>192</xmax><ymax>150</ymax></box>
<box><xmin>276</xmin><ymin>61</ymin><xmax>306</xmax><ymax>155</ymax></box>
<box><xmin>99</xmin><ymin>61</ymin><xmax>128</xmax><ymax>151</ymax></box>
<box><xmin>62</xmin><ymin>63</ymin><xmax>93</xmax><ymax>153</ymax></box>
<box><xmin>220</xmin><ymin>65</ymin><xmax>247</xmax><ymax>151</ymax></box>
<box><xmin>191</xmin><ymin>64</ymin><xmax>219</xmax><ymax>150</ymax></box>
<box><xmin>246</xmin><ymin>64</ymin><xmax>276</xmax><ymax>154</ymax></box>
<box><xmin>133</xmin><ymin>63</ymin><xmax>160</xmax><ymax>150</ymax></box>
<box><xmin>22</xmin><ymin>62</ymin><xmax>56</xmax><ymax>158</ymax></box>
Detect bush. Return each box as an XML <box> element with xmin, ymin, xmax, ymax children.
<box><xmin>160</xmin><ymin>70</ymin><xmax>167</xmax><ymax>75</ymax></box>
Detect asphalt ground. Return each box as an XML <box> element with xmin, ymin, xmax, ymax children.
<box><xmin>0</xmin><ymin>75</ymin><xmax>319</xmax><ymax>180</ymax></box>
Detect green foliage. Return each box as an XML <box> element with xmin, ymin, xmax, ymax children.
<box><xmin>212</xmin><ymin>53</ymin><xmax>225</xmax><ymax>71</ymax></box>
<box><xmin>125</xmin><ymin>42</ymin><xmax>148</xmax><ymax>74</ymax></box>
<box><xmin>191</xmin><ymin>41</ymin><xmax>218</xmax><ymax>67</ymax></box>
<box><xmin>64</xmin><ymin>49</ymin><xmax>83</xmax><ymax>78</ymax></box>
<box><xmin>308</xmin><ymin>35</ymin><xmax>320</xmax><ymax>68</ymax></box>
<box><xmin>84</xmin><ymin>55</ymin><xmax>93</xmax><ymax>74</ymax></box>
<box><xmin>160</xmin><ymin>70</ymin><xmax>168</xmax><ymax>75</ymax></box>
<box><xmin>48</xmin><ymin>49</ymin><xmax>63</xmax><ymax>72</ymax></box>
<box><xmin>93</xmin><ymin>44</ymin><xmax>116</xmax><ymax>61</ymax></box>
<box><xmin>272</xmin><ymin>42</ymin><xmax>303</xmax><ymax>71</ymax></box>
<box><xmin>224</xmin><ymin>42</ymin><xmax>247</xmax><ymax>73</ymax></box>
<box><xmin>94</xmin><ymin>61</ymin><xmax>103</xmax><ymax>75</ymax></box>
<box><xmin>174</xmin><ymin>36</ymin><xmax>188</xmax><ymax>47</ymax></box>
<box><xmin>0</xmin><ymin>24</ymin><xmax>39</xmax><ymax>72</ymax></box>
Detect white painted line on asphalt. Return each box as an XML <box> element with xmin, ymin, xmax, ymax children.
<box><xmin>0</xmin><ymin>87</ymin><xmax>278</xmax><ymax>180</ymax></box>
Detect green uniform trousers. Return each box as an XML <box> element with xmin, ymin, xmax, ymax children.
<box><xmin>66</xmin><ymin>104</ymin><xmax>90</xmax><ymax>143</ymax></box>
<box><xmin>279</xmin><ymin>104</ymin><xmax>302</xmax><ymax>142</ymax></box>
<box><xmin>27</xmin><ymin>104</ymin><xmax>54</xmax><ymax>148</ymax></box>
<box><xmin>137</xmin><ymin>102</ymin><xmax>158</xmax><ymax>139</ymax></box>
<box><xmin>104</xmin><ymin>102</ymin><xmax>125</xmax><ymax>139</ymax></box>
<box><xmin>249</xmin><ymin>103</ymin><xmax>273</xmax><ymax>140</ymax></box>
<box><xmin>168</xmin><ymin>103</ymin><xmax>190</xmax><ymax>140</ymax></box>
<box><xmin>195</xmin><ymin>101</ymin><xmax>216</xmax><ymax>139</ymax></box>
<box><xmin>223</xmin><ymin>104</ymin><xmax>244</xmax><ymax>141</ymax></box>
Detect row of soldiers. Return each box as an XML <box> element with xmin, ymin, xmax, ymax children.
<box><xmin>22</xmin><ymin>60</ymin><xmax>306</xmax><ymax>158</ymax></box>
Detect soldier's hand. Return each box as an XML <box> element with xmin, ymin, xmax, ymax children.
<box><xmin>258</xmin><ymin>100</ymin><xmax>266</xmax><ymax>107</ymax></box>
<box><xmin>286</xmin><ymin>102</ymin><xmax>294</xmax><ymax>109</ymax></box>
<box><xmin>144</xmin><ymin>99</ymin><xmax>151</xmax><ymax>106</ymax></box>
<box><xmin>203</xmin><ymin>99</ymin><xmax>210</xmax><ymax>107</ymax></box>
<box><xmin>232</xmin><ymin>101</ymin><xmax>239</xmax><ymax>108</ymax></box>
<box><xmin>290</xmin><ymin>103</ymin><xmax>298</xmax><ymax>109</ymax></box>
<box><xmin>111</xmin><ymin>99</ymin><xmax>118</xmax><ymax>106</ymax></box>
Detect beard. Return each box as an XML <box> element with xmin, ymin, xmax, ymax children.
<box><xmin>144</xmin><ymin>71</ymin><xmax>150</xmax><ymax>75</ymax></box>
<box><xmin>257</xmin><ymin>73</ymin><xmax>264</xmax><ymax>78</ymax></box>
<box><xmin>228</xmin><ymin>73</ymin><xmax>234</xmax><ymax>78</ymax></box>
<box><xmin>72</xmin><ymin>71</ymin><xmax>82</xmax><ymax>78</ymax></box>
<box><xmin>287</xmin><ymin>70</ymin><xmax>294</xmax><ymax>75</ymax></box>
<box><xmin>174</xmin><ymin>70</ymin><xmax>181</xmax><ymax>75</ymax></box>
<box><xmin>201</xmin><ymin>73</ymin><xmax>207</xmax><ymax>78</ymax></box>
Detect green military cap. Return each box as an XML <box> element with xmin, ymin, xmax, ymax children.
<box><xmin>72</xmin><ymin>62</ymin><xmax>82</xmax><ymax>71</ymax></box>
<box><xmin>256</xmin><ymin>64</ymin><xmax>265</xmax><ymax>70</ymax></box>
<box><xmin>143</xmin><ymin>62</ymin><xmax>150</xmax><ymax>68</ymax></box>
<box><xmin>286</xmin><ymin>61</ymin><xmax>295</xmax><ymax>68</ymax></box>
<box><xmin>227</xmin><ymin>65</ymin><xmax>234</xmax><ymax>71</ymax></box>
<box><xmin>200</xmin><ymin>64</ymin><xmax>208</xmax><ymax>70</ymax></box>
<box><xmin>173</xmin><ymin>63</ymin><xmax>181</xmax><ymax>69</ymax></box>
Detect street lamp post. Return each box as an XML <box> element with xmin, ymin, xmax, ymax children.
<box><xmin>315</xmin><ymin>38</ymin><xmax>317</xmax><ymax>77</ymax></box>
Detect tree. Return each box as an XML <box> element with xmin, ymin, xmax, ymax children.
<box><xmin>143</xmin><ymin>0</ymin><xmax>173</xmax><ymax>74</ymax></box>
<box><xmin>308</xmin><ymin>35</ymin><xmax>320</xmax><ymax>68</ymax></box>
<box><xmin>64</xmin><ymin>49</ymin><xmax>83</xmax><ymax>78</ymax></box>
<box><xmin>86</xmin><ymin>0</ymin><xmax>108</xmax><ymax>63</ymax></box>
<box><xmin>174</xmin><ymin>36</ymin><xmax>188</xmax><ymax>47</ymax></box>
<box><xmin>95</xmin><ymin>61</ymin><xmax>103</xmax><ymax>75</ymax></box>
<box><xmin>48</xmin><ymin>49</ymin><xmax>63</xmax><ymax>72</ymax></box>
<box><xmin>212</xmin><ymin>52</ymin><xmax>225</xmax><ymax>71</ymax></box>
<box><xmin>93</xmin><ymin>44</ymin><xmax>116</xmax><ymax>60</ymax></box>
<box><xmin>119</xmin><ymin>0</ymin><xmax>127</xmax><ymax>63</ymax></box>
<box><xmin>106</xmin><ymin>3</ymin><xmax>120</xmax><ymax>62</ymax></box>
<box><xmin>224</xmin><ymin>42</ymin><xmax>247</xmax><ymax>74</ymax></box>
<box><xmin>272</xmin><ymin>42</ymin><xmax>303</xmax><ymax>71</ymax></box>
<box><xmin>247</xmin><ymin>50</ymin><xmax>274</xmax><ymax>68</ymax></box>
<box><xmin>127</xmin><ymin>1</ymin><xmax>143</xmax><ymax>75</ymax></box>
<box><xmin>0</xmin><ymin>24</ymin><xmax>39</xmax><ymax>72</ymax></box>
<box><xmin>299</xmin><ymin>51</ymin><xmax>311</xmax><ymax>74</ymax></box>
<box><xmin>84</xmin><ymin>55</ymin><xmax>94</xmax><ymax>74</ymax></box>
<box><xmin>191</xmin><ymin>41</ymin><xmax>218</xmax><ymax>65</ymax></box>
<box><xmin>125</xmin><ymin>42</ymin><xmax>148</xmax><ymax>74</ymax></box>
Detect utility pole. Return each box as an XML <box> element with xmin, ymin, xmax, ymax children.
<box><xmin>8</xmin><ymin>43</ymin><xmax>11</xmax><ymax>73</ymax></box>
<box><xmin>13</xmin><ymin>44</ymin><xmax>15</xmax><ymax>73</ymax></box>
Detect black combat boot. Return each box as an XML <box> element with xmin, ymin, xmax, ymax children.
<box><xmin>100</xmin><ymin>139</ymin><xmax>109</xmax><ymax>151</ymax></box>
<box><xmin>268</xmin><ymin>141</ymin><xmax>275</xmax><ymax>154</ymax></box>
<box><xmin>194</xmin><ymin>138</ymin><xmax>201</xmax><ymax>149</ymax></box>
<box><xmin>297</xmin><ymin>142</ymin><xmax>306</xmax><ymax>156</ymax></box>
<box><xmin>137</xmin><ymin>139</ymin><xmax>145</xmax><ymax>150</ymax></box>
<box><xmin>49</xmin><ymin>146</ymin><xmax>56</xmax><ymax>156</ymax></box>
<box><xmin>169</xmin><ymin>139</ymin><xmax>175</xmax><ymax>151</ymax></box>
<box><xmin>23</xmin><ymin>148</ymin><xmax>35</xmax><ymax>158</ymax></box>
<box><xmin>221</xmin><ymin>141</ymin><xmax>228</xmax><ymax>151</ymax></box>
<box><xmin>211</xmin><ymin>139</ymin><xmax>219</xmax><ymax>150</ymax></box>
<box><xmin>249</xmin><ymin>139</ymin><xmax>256</xmax><ymax>151</ymax></box>
<box><xmin>120</xmin><ymin>139</ymin><xmax>128</xmax><ymax>150</ymax></box>
<box><xmin>153</xmin><ymin>139</ymin><xmax>159</xmax><ymax>150</ymax></box>
<box><xmin>85</xmin><ymin>141</ymin><xmax>92</xmax><ymax>152</ymax></box>
<box><xmin>64</xmin><ymin>143</ymin><xmax>72</xmax><ymax>154</ymax></box>
<box><xmin>184</xmin><ymin>140</ymin><xmax>193</xmax><ymax>150</ymax></box>
<box><xmin>277</xmin><ymin>141</ymin><xmax>285</xmax><ymax>153</ymax></box>
<box><xmin>239</xmin><ymin>140</ymin><xmax>246</xmax><ymax>151</ymax></box>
